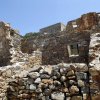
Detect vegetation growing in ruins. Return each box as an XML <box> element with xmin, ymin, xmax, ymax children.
<box><xmin>23</xmin><ymin>32</ymin><xmax>40</xmax><ymax>39</ymax></box>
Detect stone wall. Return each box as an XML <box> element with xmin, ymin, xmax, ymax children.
<box><xmin>40</xmin><ymin>23</ymin><xmax>66</xmax><ymax>34</ymax></box>
<box><xmin>21</xmin><ymin>12</ymin><xmax>100</xmax><ymax>65</ymax></box>
<box><xmin>10</xmin><ymin>29</ymin><xmax>22</xmax><ymax>50</ymax></box>
<box><xmin>0</xmin><ymin>49</ymin><xmax>42</xmax><ymax>100</ymax></box>
<box><xmin>42</xmin><ymin>31</ymin><xmax>90</xmax><ymax>65</ymax></box>
<box><xmin>0</xmin><ymin>22</ymin><xmax>22</xmax><ymax>66</ymax></box>
<box><xmin>6</xmin><ymin>63</ymin><xmax>89</xmax><ymax>100</ymax></box>
<box><xmin>21</xmin><ymin>30</ymin><xmax>90</xmax><ymax>65</ymax></box>
<box><xmin>89</xmin><ymin>32</ymin><xmax>100</xmax><ymax>100</ymax></box>
<box><xmin>0</xmin><ymin>22</ymin><xmax>12</xmax><ymax>66</ymax></box>
<box><xmin>66</xmin><ymin>12</ymin><xmax>100</xmax><ymax>33</ymax></box>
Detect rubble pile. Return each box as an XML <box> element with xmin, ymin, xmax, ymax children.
<box><xmin>0</xmin><ymin>49</ymin><xmax>42</xmax><ymax>100</ymax></box>
<box><xmin>7</xmin><ymin>63</ymin><xmax>89</xmax><ymax>100</ymax></box>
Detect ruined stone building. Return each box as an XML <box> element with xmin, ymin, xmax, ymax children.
<box><xmin>21</xmin><ymin>12</ymin><xmax>100</xmax><ymax>65</ymax></box>
<box><xmin>0</xmin><ymin>22</ymin><xmax>22</xmax><ymax>66</ymax></box>
<box><xmin>0</xmin><ymin>12</ymin><xmax>99</xmax><ymax>66</ymax></box>
<box><xmin>0</xmin><ymin>12</ymin><xmax>100</xmax><ymax>100</ymax></box>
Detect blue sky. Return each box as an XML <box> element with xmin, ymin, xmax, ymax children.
<box><xmin>0</xmin><ymin>0</ymin><xmax>100</xmax><ymax>35</ymax></box>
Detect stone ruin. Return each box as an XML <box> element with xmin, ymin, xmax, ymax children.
<box><xmin>0</xmin><ymin>22</ymin><xmax>22</xmax><ymax>66</ymax></box>
<box><xmin>0</xmin><ymin>12</ymin><xmax>100</xmax><ymax>100</ymax></box>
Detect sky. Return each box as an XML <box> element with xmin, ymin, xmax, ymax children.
<box><xmin>0</xmin><ymin>0</ymin><xmax>100</xmax><ymax>35</ymax></box>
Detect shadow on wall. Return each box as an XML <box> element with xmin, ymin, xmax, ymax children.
<box><xmin>0</xmin><ymin>57</ymin><xmax>11</xmax><ymax>66</ymax></box>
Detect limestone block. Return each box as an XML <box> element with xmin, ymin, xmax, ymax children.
<box><xmin>28</xmin><ymin>72</ymin><xmax>40</xmax><ymax>79</ymax></box>
<box><xmin>69</xmin><ymin>85</ymin><xmax>79</xmax><ymax>94</ymax></box>
<box><xmin>71</xmin><ymin>96</ymin><xmax>82</xmax><ymax>100</ymax></box>
<box><xmin>78</xmin><ymin>80</ymin><xmax>85</xmax><ymax>87</ymax></box>
<box><xmin>67</xmin><ymin>70</ymin><xmax>75</xmax><ymax>76</ymax></box>
<box><xmin>30</xmin><ymin>84</ymin><xmax>36</xmax><ymax>90</ymax></box>
<box><xmin>51</xmin><ymin>92</ymin><xmax>64</xmax><ymax>100</ymax></box>
<box><xmin>34</xmin><ymin>78</ymin><xmax>41</xmax><ymax>84</ymax></box>
<box><xmin>89</xmin><ymin>67</ymin><xmax>99</xmax><ymax>76</ymax></box>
